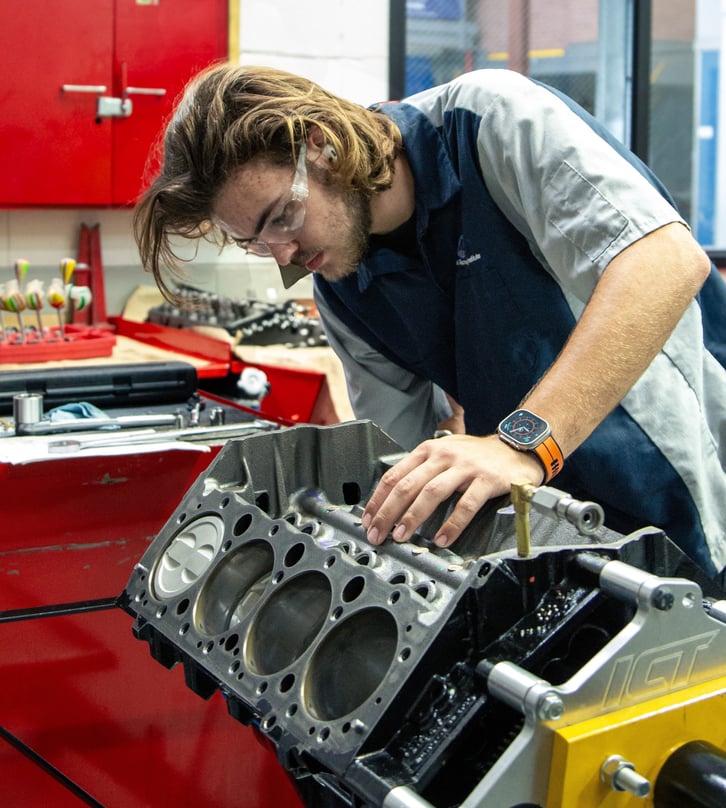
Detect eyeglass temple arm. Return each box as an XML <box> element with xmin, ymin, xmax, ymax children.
<box><xmin>290</xmin><ymin>142</ymin><xmax>309</xmax><ymax>199</ymax></box>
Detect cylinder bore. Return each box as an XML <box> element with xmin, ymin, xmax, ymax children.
<box><xmin>246</xmin><ymin>571</ymin><xmax>332</xmax><ymax>675</ymax></box>
<box><xmin>304</xmin><ymin>607</ymin><xmax>398</xmax><ymax>721</ymax></box>
<box><xmin>153</xmin><ymin>514</ymin><xmax>225</xmax><ymax>599</ymax></box>
<box><xmin>195</xmin><ymin>540</ymin><xmax>275</xmax><ymax>635</ymax></box>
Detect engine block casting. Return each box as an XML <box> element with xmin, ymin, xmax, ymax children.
<box><xmin>121</xmin><ymin>421</ymin><xmax>726</xmax><ymax>808</ymax></box>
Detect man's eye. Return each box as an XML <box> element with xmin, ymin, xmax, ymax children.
<box><xmin>269</xmin><ymin>202</ymin><xmax>297</xmax><ymax>232</ymax></box>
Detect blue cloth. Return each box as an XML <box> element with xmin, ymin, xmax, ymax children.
<box><xmin>47</xmin><ymin>402</ymin><xmax>108</xmax><ymax>422</ymax></box>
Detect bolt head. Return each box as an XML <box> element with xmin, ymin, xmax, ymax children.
<box><xmin>651</xmin><ymin>587</ymin><xmax>675</xmax><ymax>611</ymax></box>
<box><xmin>537</xmin><ymin>692</ymin><xmax>565</xmax><ymax>721</ymax></box>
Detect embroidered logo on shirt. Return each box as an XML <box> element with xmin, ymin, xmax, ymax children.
<box><xmin>455</xmin><ymin>235</ymin><xmax>481</xmax><ymax>266</ymax></box>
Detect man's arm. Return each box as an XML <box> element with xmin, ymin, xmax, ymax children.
<box><xmin>526</xmin><ymin>221</ymin><xmax>710</xmax><ymax>454</ymax></box>
<box><xmin>361</xmin><ymin>221</ymin><xmax>711</xmax><ymax>548</ymax></box>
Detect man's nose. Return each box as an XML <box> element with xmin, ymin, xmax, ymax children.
<box><xmin>268</xmin><ymin>241</ymin><xmax>298</xmax><ymax>266</ymax></box>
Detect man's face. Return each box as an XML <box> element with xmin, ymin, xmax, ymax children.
<box><xmin>212</xmin><ymin>154</ymin><xmax>371</xmax><ymax>283</ymax></box>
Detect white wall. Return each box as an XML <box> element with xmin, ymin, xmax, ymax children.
<box><xmin>0</xmin><ymin>0</ymin><xmax>391</xmax><ymax>314</ymax></box>
<box><xmin>238</xmin><ymin>1</ymin><xmax>389</xmax><ymax>105</ymax></box>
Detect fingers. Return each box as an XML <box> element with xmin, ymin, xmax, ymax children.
<box><xmin>362</xmin><ymin>434</ymin><xmax>544</xmax><ymax>549</ymax></box>
<box><xmin>430</xmin><ymin>478</ymin><xmax>492</xmax><ymax>547</ymax></box>
<box><xmin>362</xmin><ymin>436</ymin><xmax>495</xmax><ymax>547</ymax></box>
<box><xmin>361</xmin><ymin>447</ymin><xmax>447</xmax><ymax>545</ymax></box>
<box><xmin>363</xmin><ymin>464</ymin><xmax>469</xmax><ymax>546</ymax></box>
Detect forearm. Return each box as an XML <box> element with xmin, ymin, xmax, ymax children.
<box><xmin>522</xmin><ymin>222</ymin><xmax>711</xmax><ymax>456</ymax></box>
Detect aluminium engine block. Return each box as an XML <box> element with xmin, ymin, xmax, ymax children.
<box><xmin>121</xmin><ymin>420</ymin><xmax>726</xmax><ymax>808</ymax></box>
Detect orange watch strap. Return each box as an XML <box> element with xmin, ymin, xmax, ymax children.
<box><xmin>533</xmin><ymin>435</ymin><xmax>564</xmax><ymax>483</ymax></box>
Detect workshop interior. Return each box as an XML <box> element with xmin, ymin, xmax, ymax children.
<box><xmin>2</xmin><ymin>2</ymin><xmax>726</xmax><ymax>807</ymax></box>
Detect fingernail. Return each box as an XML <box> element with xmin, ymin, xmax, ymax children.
<box><xmin>393</xmin><ymin>524</ymin><xmax>406</xmax><ymax>541</ymax></box>
<box><xmin>361</xmin><ymin>512</ymin><xmax>371</xmax><ymax>529</ymax></box>
<box><xmin>367</xmin><ymin>527</ymin><xmax>379</xmax><ymax>545</ymax></box>
<box><xmin>435</xmin><ymin>534</ymin><xmax>448</xmax><ymax>547</ymax></box>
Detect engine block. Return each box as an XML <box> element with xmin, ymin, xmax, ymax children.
<box><xmin>121</xmin><ymin>421</ymin><xmax>726</xmax><ymax>808</ymax></box>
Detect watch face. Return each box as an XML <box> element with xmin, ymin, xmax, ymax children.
<box><xmin>499</xmin><ymin>409</ymin><xmax>549</xmax><ymax>445</ymax></box>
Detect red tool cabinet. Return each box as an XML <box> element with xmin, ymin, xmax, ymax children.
<box><xmin>0</xmin><ymin>0</ymin><xmax>227</xmax><ymax>206</ymax></box>
<box><xmin>0</xmin><ymin>439</ymin><xmax>306</xmax><ymax>807</ymax></box>
<box><xmin>0</xmin><ymin>324</ymin><xmax>325</xmax><ymax>806</ymax></box>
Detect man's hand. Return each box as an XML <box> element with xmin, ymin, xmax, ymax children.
<box><xmin>361</xmin><ymin>433</ymin><xmax>544</xmax><ymax>548</ymax></box>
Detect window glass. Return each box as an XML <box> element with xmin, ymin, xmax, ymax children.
<box><xmin>406</xmin><ymin>1</ymin><xmax>621</xmax><ymax>129</ymax></box>
<box><xmin>406</xmin><ymin>0</ymin><xmax>722</xmax><ymax>249</ymax></box>
<box><xmin>649</xmin><ymin>1</ymin><xmax>697</xmax><ymax>234</ymax></box>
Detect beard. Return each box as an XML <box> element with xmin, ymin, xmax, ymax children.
<box><xmin>320</xmin><ymin>186</ymin><xmax>371</xmax><ymax>282</ymax></box>
<box><xmin>291</xmin><ymin>164</ymin><xmax>372</xmax><ymax>283</ymax></box>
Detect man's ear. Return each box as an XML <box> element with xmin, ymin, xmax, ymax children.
<box><xmin>306</xmin><ymin>124</ymin><xmax>337</xmax><ymax>168</ymax></box>
<box><xmin>305</xmin><ymin>124</ymin><xmax>326</xmax><ymax>162</ymax></box>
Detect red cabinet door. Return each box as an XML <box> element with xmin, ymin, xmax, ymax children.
<box><xmin>0</xmin><ymin>0</ymin><xmax>227</xmax><ymax>206</ymax></box>
<box><xmin>0</xmin><ymin>0</ymin><xmax>115</xmax><ymax>205</ymax></box>
<box><xmin>113</xmin><ymin>0</ymin><xmax>228</xmax><ymax>204</ymax></box>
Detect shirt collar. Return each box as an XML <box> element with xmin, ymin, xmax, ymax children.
<box><xmin>311</xmin><ymin>101</ymin><xmax>462</xmax><ymax>293</ymax></box>
<box><xmin>350</xmin><ymin>102</ymin><xmax>461</xmax><ymax>292</ymax></box>
<box><xmin>377</xmin><ymin>101</ymin><xmax>461</xmax><ymax>219</ymax></box>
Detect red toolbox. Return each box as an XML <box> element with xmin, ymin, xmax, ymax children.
<box><xmin>0</xmin><ymin>327</ymin><xmax>322</xmax><ymax>805</ymax></box>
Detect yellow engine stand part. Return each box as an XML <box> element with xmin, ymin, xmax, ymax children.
<box><xmin>547</xmin><ymin>674</ymin><xmax>726</xmax><ymax>807</ymax></box>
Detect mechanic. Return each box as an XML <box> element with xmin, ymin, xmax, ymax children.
<box><xmin>134</xmin><ymin>63</ymin><xmax>726</xmax><ymax>581</ymax></box>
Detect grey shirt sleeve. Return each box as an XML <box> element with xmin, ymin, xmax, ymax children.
<box><xmin>314</xmin><ymin>286</ymin><xmax>448</xmax><ymax>450</ymax></box>
<box><xmin>409</xmin><ymin>70</ymin><xmax>686</xmax><ymax>305</ymax></box>
<box><xmin>468</xmin><ymin>71</ymin><xmax>685</xmax><ymax>302</ymax></box>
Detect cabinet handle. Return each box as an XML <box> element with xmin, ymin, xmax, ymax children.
<box><xmin>125</xmin><ymin>86</ymin><xmax>167</xmax><ymax>97</ymax></box>
<box><xmin>61</xmin><ymin>84</ymin><xmax>108</xmax><ymax>94</ymax></box>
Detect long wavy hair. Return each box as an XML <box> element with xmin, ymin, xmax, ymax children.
<box><xmin>133</xmin><ymin>62</ymin><xmax>402</xmax><ymax>300</ymax></box>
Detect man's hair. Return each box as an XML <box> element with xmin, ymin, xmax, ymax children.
<box><xmin>133</xmin><ymin>62</ymin><xmax>402</xmax><ymax>299</ymax></box>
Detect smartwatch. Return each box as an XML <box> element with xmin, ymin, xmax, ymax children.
<box><xmin>497</xmin><ymin>408</ymin><xmax>564</xmax><ymax>483</ymax></box>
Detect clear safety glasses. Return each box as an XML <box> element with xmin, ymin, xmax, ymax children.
<box><xmin>235</xmin><ymin>143</ymin><xmax>308</xmax><ymax>257</ymax></box>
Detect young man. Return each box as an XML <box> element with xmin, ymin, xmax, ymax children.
<box><xmin>134</xmin><ymin>63</ymin><xmax>726</xmax><ymax>580</ymax></box>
